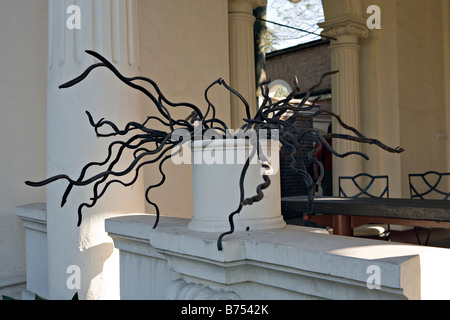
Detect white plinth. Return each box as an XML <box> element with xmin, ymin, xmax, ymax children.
<box><xmin>189</xmin><ymin>138</ymin><xmax>286</xmax><ymax>232</ymax></box>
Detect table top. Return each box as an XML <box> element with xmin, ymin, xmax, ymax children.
<box><xmin>281</xmin><ymin>196</ymin><xmax>450</xmax><ymax>222</ymax></box>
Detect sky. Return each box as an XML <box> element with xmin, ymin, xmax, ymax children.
<box><xmin>266</xmin><ymin>0</ymin><xmax>325</xmax><ymax>51</ymax></box>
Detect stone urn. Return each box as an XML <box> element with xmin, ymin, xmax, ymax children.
<box><xmin>188</xmin><ymin>138</ymin><xmax>286</xmax><ymax>232</ymax></box>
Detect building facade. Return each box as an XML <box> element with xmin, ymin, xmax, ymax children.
<box><xmin>266</xmin><ymin>40</ymin><xmax>332</xmax><ymax>198</ymax></box>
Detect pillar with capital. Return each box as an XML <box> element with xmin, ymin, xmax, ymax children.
<box><xmin>46</xmin><ymin>0</ymin><xmax>144</xmax><ymax>299</ymax></box>
<box><xmin>228</xmin><ymin>0</ymin><xmax>266</xmax><ymax>129</ymax></box>
<box><xmin>319</xmin><ymin>16</ymin><xmax>369</xmax><ymax>195</ymax></box>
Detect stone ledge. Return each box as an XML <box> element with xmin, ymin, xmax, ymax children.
<box><xmin>106</xmin><ymin>214</ymin><xmax>450</xmax><ymax>299</ymax></box>
<box><xmin>16</xmin><ymin>203</ymin><xmax>49</xmax><ymax>300</ymax></box>
<box><xmin>16</xmin><ymin>203</ymin><xmax>46</xmax><ymax>232</ymax></box>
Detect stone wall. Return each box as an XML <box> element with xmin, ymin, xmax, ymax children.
<box><xmin>265</xmin><ymin>39</ymin><xmax>331</xmax><ymax>107</ymax></box>
<box><xmin>265</xmin><ymin>40</ymin><xmax>332</xmax><ymax>200</ymax></box>
<box><xmin>105</xmin><ymin>214</ymin><xmax>450</xmax><ymax>300</ymax></box>
<box><xmin>17</xmin><ymin>203</ymin><xmax>450</xmax><ymax>300</ymax></box>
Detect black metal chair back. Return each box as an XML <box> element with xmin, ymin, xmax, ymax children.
<box><xmin>409</xmin><ymin>171</ymin><xmax>450</xmax><ymax>245</ymax></box>
<box><xmin>339</xmin><ymin>173</ymin><xmax>389</xmax><ymax>199</ymax></box>
<box><xmin>409</xmin><ymin>171</ymin><xmax>450</xmax><ymax>200</ymax></box>
<box><xmin>338</xmin><ymin>173</ymin><xmax>390</xmax><ymax>240</ymax></box>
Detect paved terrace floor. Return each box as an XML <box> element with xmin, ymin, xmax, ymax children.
<box><xmin>285</xmin><ymin>218</ymin><xmax>450</xmax><ymax>249</ymax></box>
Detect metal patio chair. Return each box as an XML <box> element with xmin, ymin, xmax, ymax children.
<box><xmin>339</xmin><ymin>173</ymin><xmax>391</xmax><ymax>240</ymax></box>
<box><xmin>409</xmin><ymin>171</ymin><xmax>450</xmax><ymax>245</ymax></box>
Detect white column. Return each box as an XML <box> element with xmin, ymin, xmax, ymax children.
<box><xmin>319</xmin><ymin>16</ymin><xmax>369</xmax><ymax>194</ymax></box>
<box><xmin>46</xmin><ymin>0</ymin><xmax>144</xmax><ymax>299</ymax></box>
<box><xmin>228</xmin><ymin>0</ymin><xmax>266</xmax><ymax>129</ymax></box>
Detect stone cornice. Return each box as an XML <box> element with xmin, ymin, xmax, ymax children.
<box><xmin>228</xmin><ymin>0</ymin><xmax>267</xmax><ymax>13</ymax></box>
<box><xmin>319</xmin><ymin>14</ymin><xmax>369</xmax><ymax>39</ymax></box>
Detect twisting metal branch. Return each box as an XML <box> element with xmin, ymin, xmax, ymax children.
<box><xmin>25</xmin><ymin>50</ymin><xmax>404</xmax><ymax>250</ymax></box>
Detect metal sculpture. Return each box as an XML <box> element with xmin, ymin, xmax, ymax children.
<box><xmin>26</xmin><ymin>50</ymin><xmax>404</xmax><ymax>250</ymax></box>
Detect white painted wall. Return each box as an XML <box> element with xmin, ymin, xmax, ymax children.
<box><xmin>0</xmin><ymin>0</ymin><xmax>47</xmax><ymax>297</ymax></box>
<box><xmin>137</xmin><ymin>0</ymin><xmax>231</xmax><ymax>219</ymax></box>
<box><xmin>323</xmin><ymin>0</ymin><xmax>450</xmax><ymax>197</ymax></box>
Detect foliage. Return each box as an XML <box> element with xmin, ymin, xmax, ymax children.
<box><xmin>266</xmin><ymin>0</ymin><xmax>325</xmax><ymax>51</ymax></box>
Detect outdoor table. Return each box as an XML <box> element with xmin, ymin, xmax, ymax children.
<box><xmin>281</xmin><ymin>196</ymin><xmax>450</xmax><ymax>236</ymax></box>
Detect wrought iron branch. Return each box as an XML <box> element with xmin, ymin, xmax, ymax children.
<box><xmin>25</xmin><ymin>50</ymin><xmax>404</xmax><ymax>250</ymax></box>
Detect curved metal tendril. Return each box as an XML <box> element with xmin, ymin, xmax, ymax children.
<box><xmin>25</xmin><ymin>50</ymin><xmax>404</xmax><ymax>250</ymax></box>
